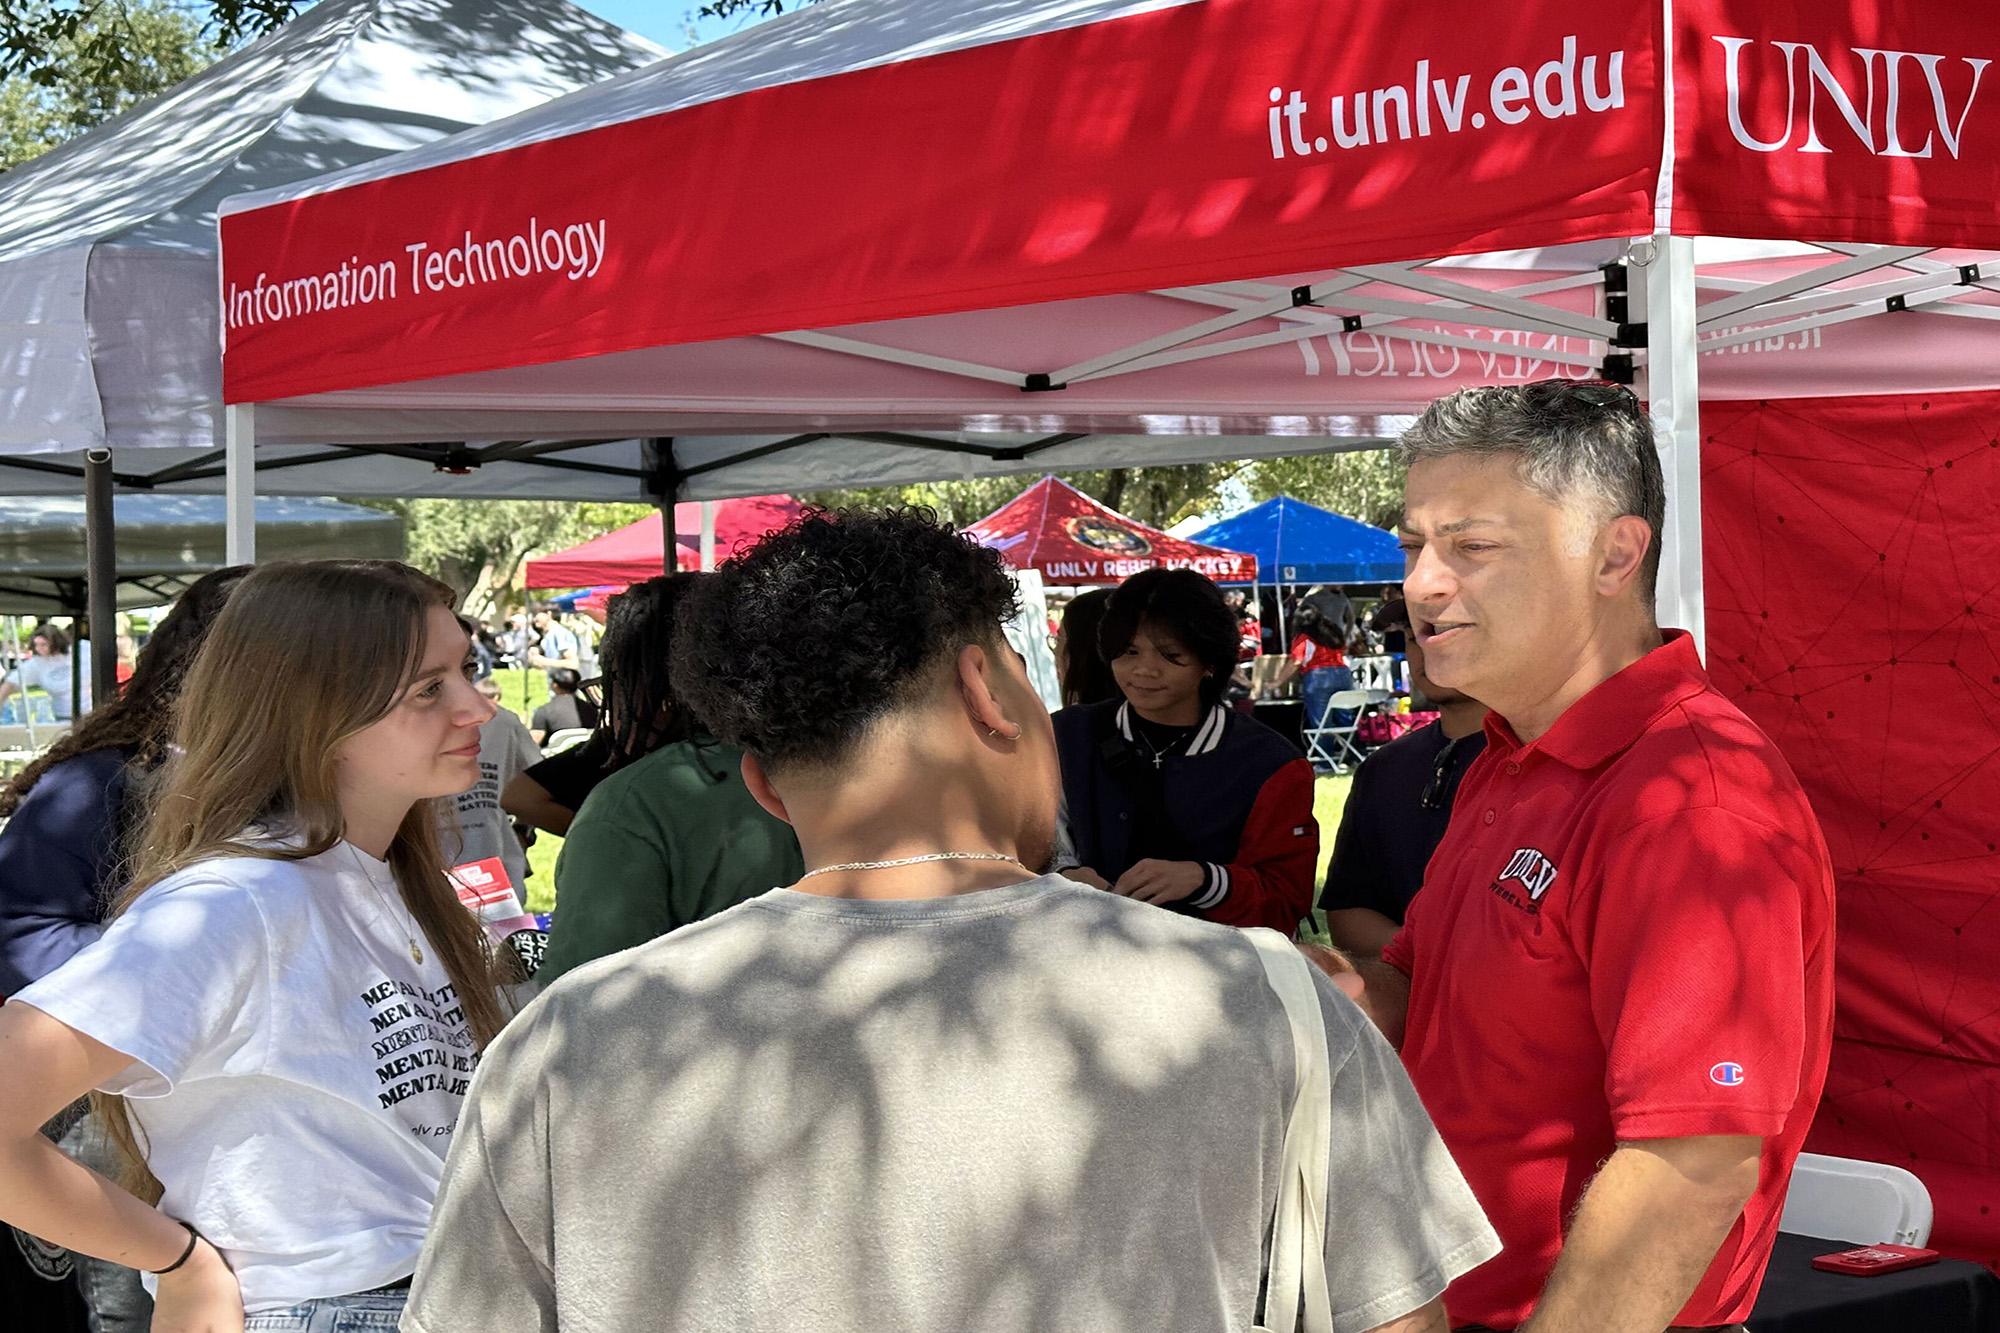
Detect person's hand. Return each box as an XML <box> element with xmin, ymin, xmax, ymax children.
<box><xmin>1111</xmin><ymin>859</ymin><xmax>1205</xmax><ymax>905</ymax></box>
<box><xmin>1062</xmin><ymin>866</ymin><xmax>1111</xmax><ymax>891</ymax></box>
<box><xmin>151</xmin><ymin>1235</ymin><xmax>244</xmax><ymax>1333</ymax></box>
<box><xmin>1297</xmin><ymin>940</ymin><xmax>1368</xmax><ymax>1007</ymax></box>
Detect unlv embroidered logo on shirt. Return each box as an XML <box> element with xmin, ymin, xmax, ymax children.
<box><xmin>1488</xmin><ymin>847</ymin><xmax>1559</xmax><ymax>915</ymax></box>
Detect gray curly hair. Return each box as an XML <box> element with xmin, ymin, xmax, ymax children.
<box><xmin>1398</xmin><ymin>380</ymin><xmax>1666</xmax><ymax>600</ymax></box>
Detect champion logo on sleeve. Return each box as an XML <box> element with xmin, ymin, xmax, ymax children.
<box><xmin>1710</xmin><ymin>1061</ymin><xmax>1747</xmax><ymax>1087</ymax></box>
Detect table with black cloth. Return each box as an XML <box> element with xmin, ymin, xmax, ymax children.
<box><xmin>1749</xmin><ymin>1231</ymin><xmax>2000</xmax><ymax>1332</ymax></box>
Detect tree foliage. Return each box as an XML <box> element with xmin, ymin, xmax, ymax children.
<box><xmin>694</xmin><ymin>0</ymin><xmax>796</xmax><ymax>24</ymax></box>
<box><xmin>351</xmin><ymin>498</ymin><xmax>655</xmax><ymax>620</ymax></box>
<box><xmin>1246</xmin><ymin>447</ymin><xmax>1405</xmax><ymax>531</ymax></box>
<box><xmin>0</xmin><ymin>0</ymin><xmax>218</xmax><ymax>167</ymax></box>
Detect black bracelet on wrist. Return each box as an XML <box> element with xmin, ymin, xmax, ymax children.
<box><xmin>150</xmin><ymin>1222</ymin><xmax>200</xmax><ymax>1276</ymax></box>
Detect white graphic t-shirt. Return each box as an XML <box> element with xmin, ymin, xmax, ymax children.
<box><xmin>14</xmin><ymin>840</ymin><xmax>475</xmax><ymax>1311</ymax></box>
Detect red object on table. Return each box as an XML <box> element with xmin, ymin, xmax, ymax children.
<box><xmin>1812</xmin><ymin>1246</ymin><xmax>1942</xmax><ymax>1277</ymax></box>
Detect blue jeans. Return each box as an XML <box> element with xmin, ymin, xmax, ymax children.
<box><xmin>243</xmin><ymin>1290</ymin><xmax>408</xmax><ymax>1331</ymax></box>
<box><xmin>1302</xmin><ymin>665</ymin><xmax>1355</xmax><ymax>727</ymax></box>
<box><xmin>56</xmin><ymin>1113</ymin><xmax>152</xmax><ymax>1333</ymax></box>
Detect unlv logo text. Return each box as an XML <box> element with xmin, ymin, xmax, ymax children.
<box><xmin>1714</xmin><ymin>36</ymin><xmax>1990</xmax><ymax>159</ymax></box>
<box><xmin>1497</xmin><ymin>848</ymin><xmax>1559</xmax><ymax>902</ymax></box>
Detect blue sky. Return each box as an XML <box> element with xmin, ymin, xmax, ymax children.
<box><xmin>572</xmin><ymin>0</ymin><xmax>779</xmax><ymax>52</ymax></box>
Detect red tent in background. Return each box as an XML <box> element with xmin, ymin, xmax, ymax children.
<box><xmin>522</xmin><ymin>494</ymin><xmax>801</xmax><ymax>589</ymax></box>
<box><xmin>965</xmin><ymin>477</ymin><xmax>1254</xmax><ymax>586</ymax></box>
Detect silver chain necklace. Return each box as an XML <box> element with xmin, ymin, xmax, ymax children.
<box><xmin>348</xmin><ymin>843</ymin><xmax>424</xmax><ymax>965</ymax></box>
<box><xmin>799</xmin><ymin>851</ymin><xmax>1028</xmax><ymax>881</ymax></box>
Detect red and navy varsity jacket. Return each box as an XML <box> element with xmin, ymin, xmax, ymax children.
<box><xmin>1052</xmin><ymin>699</ymin><xmax>1319</xmax><ymax>933</ymax></box>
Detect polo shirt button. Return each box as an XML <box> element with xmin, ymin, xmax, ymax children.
<box><xmin>1483</xmin><ymin>810</ymin><xmax>1496</xmax><ymax>825</ymax></box>
<box><xmin>1505</xmin><ymin>762</ymin><xmax>1521</xmax><ymax>776</ymax></box>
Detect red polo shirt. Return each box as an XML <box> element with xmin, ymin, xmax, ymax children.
<box><xmin>1382</xmin><ymin>632</ymin><xmax>1834</xmax><ymax>1330</ymax></box>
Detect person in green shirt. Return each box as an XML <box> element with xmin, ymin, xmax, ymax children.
<box><xmin>538</xmin><ymin>575</ymin><xmax>802</xmax><ymax>985</ymax></box>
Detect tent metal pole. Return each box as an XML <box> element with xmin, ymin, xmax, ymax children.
<box><xmin>1642</xmin><ymin>233</ymin><xmax>1706</xmax><ymax>661</ymax></box>
<box><xmin>699</xmin><ymin>501</ymin><xmax>717</xmax><ymax>572</ymax></box>
<box><xmin>649</xmin><ymin>437</ymin><xmax>679</xmax><ymax>573</ymax></box>
<box><xmin>84</xmin><ymin>449</ymin><xmax>117</xmax><ymax>710</ymax></box>
<box><xmin>225</xmin><ymin>403</ymin><xmax>257</xmax><ymax>564</ymax></box>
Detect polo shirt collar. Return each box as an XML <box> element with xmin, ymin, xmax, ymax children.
<box><xmin>1485</xmin><ymin>629</ymin><xmax>1711</xmax><ymax>770</ymax></box>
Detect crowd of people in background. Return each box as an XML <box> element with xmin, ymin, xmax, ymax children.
<box><xmin>0</xmin><ymin>378</ymin><xmax>1837</xmax><ymax>1333</ymax></box>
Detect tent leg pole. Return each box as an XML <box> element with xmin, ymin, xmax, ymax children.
<box><xmin>1642</xmin><ymin>232</ymin><xmax>1705</xmax><ymax>661</ymax></box>
<box><xmin>84</xmin><ymin>449</ymin><xmax>117</xmax><ymax>710</ymax></box>
<box><xmin>226</xmin><ymin>404</ymin><xmax>257</xmax><ymax>565</ymax></box>
<box><xmin>649</xmin><ymin>436</ymin><xmax>679</xmax><ymax>575</ymax></box>
<box><xmin>699</xmin><ymin>500</ymin><xmax>717</xmax><ymax>572</ymax></box>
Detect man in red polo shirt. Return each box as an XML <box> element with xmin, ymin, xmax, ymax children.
<box><xmin>1357</xmin><ymin>380</ymin><xmax>1835</xmax><ymax>1333</ymax></box>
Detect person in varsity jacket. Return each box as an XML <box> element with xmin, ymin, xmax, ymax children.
<box><xmin>1052</xmin><ymin>569</ymin><xmax>1318</xmax><ymax>933</ymax></box>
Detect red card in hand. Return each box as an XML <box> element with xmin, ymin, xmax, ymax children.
<box><xmin>1811</xmin><ymin>1244</ymin><xmax>1941</xmax><ymax>1276</ymax></box>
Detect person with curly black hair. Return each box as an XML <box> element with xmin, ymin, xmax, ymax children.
<box><xmin>404</xmin><ymin>506</ymin><xmax>1494</xmax><ymax>1333</ymax></box>
<box><xmin>534</xmin><ymin>575</ymin><xmax>801</xmax><ymax>985</ymax></box>
<box><xmin>1051</xmin><ymin>568</ymin><xmax>1319</xmax><ymax>933</ymax></box>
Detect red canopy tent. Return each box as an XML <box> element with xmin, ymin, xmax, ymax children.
<box><xmin>213</xmin><ymin>0</ymin><xmax>2000</xmax><ymax>1264</ymax></box>
<box><xmin>966</xmin><ymin>476</ymin><xmax>1254</xmax><ymax>585</ymax></box>
<box><xmin>521</xmin><ymin>494</ymin><xmax>801</xmax><ymax>589</ymax></box>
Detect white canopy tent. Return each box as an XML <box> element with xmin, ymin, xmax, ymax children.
<box><xmin>0</xmin><ymin>0</ymin><xmax>664</xmax><ymax>696</ymax></box>
<box><xmin>0</xmin><ymin>0</ymin><xmax>664</xmax><ymax>462</ymax></box>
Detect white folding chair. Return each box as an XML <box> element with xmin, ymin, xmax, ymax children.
<box><xmin>1778</xmin><ymin>1152</ymin><xmax>1934</xmax><ymax>1246</ymax></box>
<box><xmin>1303</xmin><ymin>689</ymin><xmax>1392</xmax><ymax>773</ymax></box>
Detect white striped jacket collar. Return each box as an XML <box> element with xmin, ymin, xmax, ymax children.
<box><xmin>1114</xmin><ymin>700</ymin><xmax>1229</xmax><ymax>756</ymax></box>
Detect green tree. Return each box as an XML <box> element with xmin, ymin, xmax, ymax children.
<box><xmin>0</xmin><ymin>0</ymin><xmax>214</xmax><ymax>169</ymax></box>
<box><xmin>352</xmin><ymin>498</ymin><xmax>655</xmax><ymax>620</ymax></box>
<box><xmin>1246</xmin><ymin>448</ymin><xmax>1404</xmax><ymax>531</ymax></box>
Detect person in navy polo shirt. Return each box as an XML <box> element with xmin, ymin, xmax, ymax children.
<box><xmin>1355</xmin><ymin>380</ymin><xmax>1835</xmax><ymax>1333</ymax></box>
<box><xmin>1319</xmin><ymin>598</ymin><xmax>1488</xmax><ymax>957</ymax></box>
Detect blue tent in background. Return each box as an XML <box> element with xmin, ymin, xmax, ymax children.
<box><xmin>1189</xmin><ymin>496</ymin><xmax>1401</xmax><ymax>586</ymax></box>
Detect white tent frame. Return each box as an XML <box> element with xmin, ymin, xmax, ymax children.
<box><xmin>218</xmin><ymin>231</ymin><xmax>1999</xmax><ymax>664</ymax></box>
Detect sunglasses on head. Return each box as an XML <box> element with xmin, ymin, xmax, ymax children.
<box><xmin>1521</xmin><ymin>378</ymin><xmax>1640</xmax><ymax>415</ymax></box>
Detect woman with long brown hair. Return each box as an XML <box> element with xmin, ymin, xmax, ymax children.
<box><xmin>0</xmin><ymin>560</ymin><xmax>514</xmax><ymax>1332</ymax></box>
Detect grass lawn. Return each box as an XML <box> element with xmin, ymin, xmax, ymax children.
<box><xmin>488</xmin><ymin>668</ymin><xmax>563</xmax><ymax>914</ymax></box>
<box><xmin>491</xmin><ymin>665</ymin><xmax>1358</xmax><ymax>924</ymax></box>
<box><xmin>1304</xmin><ymin>772</ymin><xmax>1354</xmax><ymax>945</ymax></box>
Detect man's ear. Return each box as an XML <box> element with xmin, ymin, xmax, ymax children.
<box><xmin>1596</xmin><ymin>515</ymin><xmax>1653</xmax><ymax>599</ymax></box>
<box><xmin>740</xmin><ymin>752</ymin><xmax>792</xmax><ymax>825</ymax></box>
<box><xmin>957</xmin><ymin>643</ymin><xmax>1021</xmax><ymax>742</ymax></box>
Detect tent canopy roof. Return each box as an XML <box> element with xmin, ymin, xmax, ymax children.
<box><xmin>0</xmin><ymin>0</ymin><xmax>664</xmax><ymax>459</ymax></box>
<box><xmin>965</xmin><ymin>475</ymin><xmax>1256</xmax><ymax>585</ymax></box>
<box><xmin>199</xmin><ymin>0</ymin><xmax>2000</xmax><ymax>502</ymax></box>
<box><xmin>0</xmin><ymin>494</ymin><xmax>402</xmax><ymax>613</ymax></box>
<box><xmin>522</xmin><ymin>494</ymin><xmax>802</xmax><ymax>588</ymax></box>
<box><xmin>1189</xmin><ymin>495</ymin><xmax>1402</xmax><ymax>586</ymax></box>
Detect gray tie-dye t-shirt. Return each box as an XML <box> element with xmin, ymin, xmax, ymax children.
<box><xmin>404</xmin><ymin>876</ymin><xmax>1496</xmax><ymax>1333</ymax></box>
